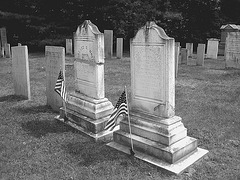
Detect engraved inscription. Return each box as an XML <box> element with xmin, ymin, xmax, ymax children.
<box><xmin>133</xmin><ymin>45</ymin><xmax>164</xmax><ymax>101</ymax></box>
<box><xmin>76</xmin><ymin>40</ymin><xmax>95</xmax><ymax>61</ymax></box>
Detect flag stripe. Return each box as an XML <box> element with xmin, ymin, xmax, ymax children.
<box><xmin>104</xmin><ymin>90</ymin><xmax>128</xmax><ymax>131</ymax></box>
<box><xmin>54</xmin><ymin>70</ymin><xmax>67</xmax><ymax>102</ymax></box>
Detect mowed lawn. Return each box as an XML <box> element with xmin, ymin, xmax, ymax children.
<box><xmin>0</xmin><ymin>53</ymin><xmax>240</xmax><ymax>180</ymax></box>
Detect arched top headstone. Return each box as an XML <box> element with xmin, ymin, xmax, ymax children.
<box><xmin>74</xmin><ymin>20</ymin><xmax>104</xmax><ymax>64</ymax></box>
<box><xmin>132</xmin><ymin>21</ymin><xmax>173</xmax><ymax>44</ymax></box>
<box><xmin>130</xmin><ymin>21</ymin><xmax>175</xmax><ymax>118</ymax></box>
<box><xmin>75</xmin><ymin>20</ymin><xmax>101</xmax><ymax>37</ymax></box>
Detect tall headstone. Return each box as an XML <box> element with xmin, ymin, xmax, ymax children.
<box><xmin>45</xmin><ymin>46</ymin><xmax>65</xmax><ymax>111</ymax></box>
<box><xmin>196</xmin><ymin>44</ymin><xmax>205</xmax><ymax>66</ymax></box>
<box><xmin>11</xmin><ymin>46</ymin><xmax>31</xmax><ymax>99</ymax></box>
<box><xmin>116</xmin><ymin>38</ymin><xmax>123</xmax><ymax>59</ymax></box>
<box><xmin>175</xmin><ymin>44</ymin><xmax>180</xmax><ymax>77</ymax></box>
<box><xmin>181</xmin><ymin>48</ymin><xmax>188</xmax><ymax>64</ymax></box>
<box><xmin>206</xmin><ymin>38</ymin><xmax>219</xmax><ymax>59</ymax></box>
<box><xmin>66</xmin><ymin>39</ymin><xmax>73</xmax><ymax>55</ymax></box>
<box><xmin>104</xmin><ymin>30</ymin><xmax>113</xmax><ymax>58</ymax></box>
<box><xmin>108</xmin><ymin>22</ymin><xmax>208</xmax><ymax>174</ymax></box>
<box><xmin>56</xmin><ymin>20</ymin><xmax>114</xmax><ymax>141</ymax></box>
<box><xmin>186</xmin><ymin>43</ymin><xmax>193</xmax><ymax>57</ymax></box>
<box><xmin>225</xmin><ymin>32</ymin><xmax>240</xmax><ymax>69</ymax></box>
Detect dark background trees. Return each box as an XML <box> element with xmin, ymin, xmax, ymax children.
<box><xmin>0</xmin><ymin>0</ymin><xmax>238</xmax><ymax>52</ymax></box>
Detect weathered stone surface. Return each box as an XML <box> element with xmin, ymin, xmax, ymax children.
<box><xmin>5</xmin><ymin>44</ymin><xmax>11</xmax><ymax>58</ymax></box>
<box><xmin>186</xmin><ymin>43</ymin><xmax>193</xmax><ymax>57</ymax></box>
<box><xmin>104</xmin><ymin>30</ymin><xmax>113</xmax><ymax>59</ymax></box>
<box><xmin>116</xmin><ymin>38</ymin><xmax>123</xmax><ymax>59</ymax></box>
<box><xmin>206</xmin><ymin>38</ymin><xmax>219</xmax><ymax>59</ymax></box>
<box><xmin>175</xmin><ymin>44</ymin><xmax>180</xmax><ymax>77</ymax></box>
<box><xmin>225</xmin><ymin>32</ymin><xmax>240</xmax><ymax>69</ymax></box>
<box><xmin>11</xmin><ymin>46</ymin><xmax>31</xmax><ymax>99</ymax></box>
<box><xmin>66</xmin><ymin>39</ymin><xmax>73</xmax><ymax>55</ymax></box>
<box><xmin>181</xmin><ymin>48</ymin><xmax>188</xmax><ymax>64</ymax></box>
<box><xmin>45</xmin><ymin>46</ymin><xmax>65</xmax><ymax>111</ymax></box>
<box><xmin>197</xmin><ymin>44</ymin><xmax>205</xmax><ymax>66</ymax></box>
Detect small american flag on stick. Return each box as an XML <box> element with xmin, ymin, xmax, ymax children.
<box><xmin>104</xmin><ymin>90</ymin><xmax>128</xmax><ymax>131</ymax></box>
<box><xmin>54</xmin><ymin>69</ymin><xmax>67</xmax><ymax>102</ymax></box>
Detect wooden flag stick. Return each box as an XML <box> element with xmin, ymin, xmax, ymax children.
<box><xmin>125</xmin><ymin>86</ymin><xmax>135</xmax><ymax>155</ymax></box>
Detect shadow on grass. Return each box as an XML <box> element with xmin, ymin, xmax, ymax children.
<box><xmin>15</xmin><ymin>105</ymin><xmax>55</xmax><ymax>114</ymax></box>
<box><xmin>21</xmin><ymin>119</ymin><xmax>77</xmax><ymax>138</ymax></box>
<box><xmin>0</xmin><ymin>94</ymin><xmax>27</xmax><ymax>102</ymax></box>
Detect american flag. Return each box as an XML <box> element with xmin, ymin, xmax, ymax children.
<box><xmin>54</xmin><ymin>69</ymin><xmax>67</xmax><ymax>101</ymax></box>
<box><xmin>105</xmin><ymin>90</ymin><xmax>128</xmax><ymax>131</ymax></box>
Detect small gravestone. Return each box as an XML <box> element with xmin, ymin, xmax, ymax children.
<box><xmin>66</xmin><ymin>39</ymin><xmax>73</xmax><ymax>55</ymax></box>
<box><xmin>56</xmin><ymin>20</ymin><xmax>113</xmax><ymax>141</ymax></box>
<box><xmin>181</xmin><ymin>48</ymin><xmax>188</xmax><ymax>64</ymax></box>
<box><xmin>225</xmin><ymin>32</ymin><xmax>240</xmax><ymax>68</ymax></box>
<box><xmin>116</xmin><ymin>38</ymin><xmax>123</xmax><ymax>59</ymax></box>
<box><xmin>104</xmin><ymin>30</ymin><xmax>113</xmax><ymax>58</ymax></box>
<box><xmin>197</xmin><ymin>44</ymin><xmax>205</xmax><ymax>66</ymax></box>
<box><xmin>206</xmin><ymin>38</ymin><xmax>219</xmax><ymax>59</ymax></box>
<box><xmin>45</xmin><ymin>46</ymin><xmax>65</xmax><ymax>111</ymax></box>
<box><xmin>5</xmin><ymin>44</ymin><xmax>11</xmax><ymax>58</ymax></box>
<box><xmin>0</xmin><ymin>27</ymin><xmax>7</xmax><ymax>52</ymax></box>
<box><xmin>186</xmin><ymin>43</ymin><xmax>193</xmax><ymax>57</ymax></box>
<box><xmin>175</xmin><ymin>44</ymin><xmax>180</xmax><ymax>77</ymax></box>
<box><xmin>18</xmin><ymin>43</ymin><xmax>21</xmax><ymax>46</ymax></box>
<box><xmin>108</xmin><ymin>21</ymin><xmax>208</xmax><ymax>175</ymax></box>
<box><xmin>11</xmin><ymin>46</ymin><xmax>31</xmax><ymax>99</ymax></box>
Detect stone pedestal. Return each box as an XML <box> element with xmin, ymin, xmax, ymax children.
<box><xmin>107</xmin><ymin>21</ymin><xmax>208</xmax><ymax>174</ymax></box>
<box><xmin>55</xmin><ymin>20</ymin><xmax>114</xmax><ymax>141</ymax></box>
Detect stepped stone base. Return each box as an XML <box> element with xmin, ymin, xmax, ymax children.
<box><xmin>107</xmin><ymin>142</ymin><xmax>208</xmax><ymax>175</ymax></box>
<box><xmin>108</xmin><ymin>111</ymin><xmax>208</xmax><ymax>174</ymax></box>
<box><xmin>55</xmin><ymin>92</ymin><xmax>114</xmax><ymax>141</ymax></box>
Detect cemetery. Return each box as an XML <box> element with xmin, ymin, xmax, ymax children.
<box><xmin>0</xmin><ymin>1</ymin><xmax>240</xmax><ymax>179</ymax></box>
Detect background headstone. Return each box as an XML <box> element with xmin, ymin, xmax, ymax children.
<box><xmin>116</xmin><ymin>38</ymin><xmax>123</xmax><ymax>59</ymax></box>
<box><xmin>206</xmin><ymin>38</ymin><xmax>219</xmax><ymax>59</ymax></box>
<box><xmin>186</xmin><ymin>43</ymin><xmax>193</xmax><ymax>57</ymax></box>
<box><xmin>175</xmin><ymin>44</ymin><xmax>180</xmax><ymax>77</ymax></box>
<box><xmin>5</xmin><ymin>44</ymin><xmax>11</xmax><ymax>58</ymax></box>
<box><xmin>225</xmin><ymin>32</ymin><xmax>240</xmax><ymax>69</ymax></box>
<box><xmin>197</xmin><ymin>44</ymin><xmax>205</xmax><ymax>66</ymax></box>
<box><xmin>104</xmin><ymin>30</ymin><xmax>113</xmax><ymax>59</ymax></box>
<box><xmin>18</xmin><ymin>43</ymin><xmax>21</xmax><ymax>46</ymax></box>
<box><xmin>11</xmin><ymin>46</ymin><xmax>31</xmax><ymax>99</ymax></box>
<box><xmin>181</xmin><ymin>48</ymin><xmax>188</xmax><ymax>64</ymax></box>
<box><xmin>45</xmin><ymin>46</ymin><xmax>65</xmax><ymax>111</ymax></box>
<box><xmin>66</xmin><ymin>39</ymin><xmax>73</xmax><ymax>55</ymax></box>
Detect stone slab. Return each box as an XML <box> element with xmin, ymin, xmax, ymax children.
<box><xmin>116</xmin><ymin>38</ymin><xmax>123</xmax><ymax>59</ymax></box>
<box><xmin>45</xmin><ymin>46</ymin><xmax>65</xmax><ymax>112</ymax></box>
<box><xmin>104</xmin><ymin>30</ymin><xmax>113</xmax><ymax>59</ymax></box>
<box><xmin>66</xmin><ymin>39</ymin><xmax>73</xmax><ymax>55</ymax></box>
<box><xmin>11</xmin><ymin>46</ymin><xmax>31</xmax><ymax>99</ymax></box>
<box><xmin>197</xmin><ymin>44</ymin><xmax>205</xmax><ymax>66</ymax></box>
<box><xmin>206</xmin><ymin>38</ymin><xmax>219</xmax><ymax>59</ymax></box>
<box><xmin>181</xmin><ymin>48</ymin><xmax>188</xmax><ymax>64</ymax></box>
<box><xmin>107</xmin><ymin>142</ymin><xmax>208</xmax><ymax>175</ymax></box>
<box><xmin>55</xmin><ymin>114</ymin><xmax>117</xmax><ymax>142</ymax></box>
<box><xmin>186</xmin><ymin>43</ymin><xmax>193</xmax><ymax>57</ymax></box>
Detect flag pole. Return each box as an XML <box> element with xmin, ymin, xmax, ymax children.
<box><xmin>61</xmin><ymin>66</ymin><xmax>68</xmax><ymax>122</ymax></box>
<box><xmin>124</xmin><ymin>86</ymin><xmax>135</xmax><ymax>155</ymax></box>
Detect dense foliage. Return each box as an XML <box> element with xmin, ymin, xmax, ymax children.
<box><xmin>0</xmin><ymin>0</ymin><xmax>239</xmax><ymax>51</ymax></box>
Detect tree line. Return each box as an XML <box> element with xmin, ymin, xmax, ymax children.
<box><xmin>0</xmin><ymin>0</ymin><xmax>239</xmax><ymax>51</ymax></box>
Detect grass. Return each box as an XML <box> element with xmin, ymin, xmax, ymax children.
<box><xmin>0</xmin><ymin>54</ymin><xmax>240</xmax><ymax>180</ymax></box>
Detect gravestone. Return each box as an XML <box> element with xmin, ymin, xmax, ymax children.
<box><xmin>45</xmin><ymin>46</ymin><xmax>65</xmax><ymax>111</ymax></box>
<box><xmin>66</xmin><ymin>39</ymin><xmax>73</xmax><ymax>55</ymax></box>
<box><xmin>181</xmin><ymin>48</ymin><xmax>188</xmax><ymax>64</ymax></box>
<box><xmin>18</xmin><ymin>43</ymin><xmax>21</xmax><ymax>46</ymax></box>
<box><xmin>175</xmin><ymin>42</ymin><xmax>180</xmax><ymax>47</ymax></box>
<box><xmin>11</xmin><ymin>46</ymin><xmax>31</xmax><ymax>99</ymax></box>
<box><xmin>175</xmin><ymin>44</ymin><xmax>180</xmax><ymax>77</ymax></box>
<box><xmin>197</xmin><ymin>44</ymin><xmax>205</xmax><ymax>66</ymax></box>
<box><xmin>116</xmin><ymin>38</ymin><xmax>123</xmax><ymax>59</ymax></box>
<box><xmin>186</xmin><ymin>43</ymin><xmax>193</xmax><ymax>57</ymax></box>
<box><xmin>0</xmin><ymin>27</ymin><xmax>7</xmax><ymax>48</ymax></box>
<box><xmin>104</xmin><ymin>30</ymin><xmax>113</xmax><ymax>58</ymax></box>
<box><xmin>108</xmin><ymin>21</ymin><xmax>208</xmax><ymax>174</ymax></box>
<box><xmin>225</xmin><ymin>32</ymin><xmax>240</xmax><ymax>69</ymax></box>
<box><xmin>206</xmin><ymin>38</ymin><xmax>219</xmax><ymax>59</ymax></box>
<box><xmin>56</xmin><ymin>20</ymin><xmax>113</xmax><ymax>141</ymax></box>
<box><xmin>5</xmin><ymin>44</ymin><xmax>11</xmax><ymax>58</ymax></box>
